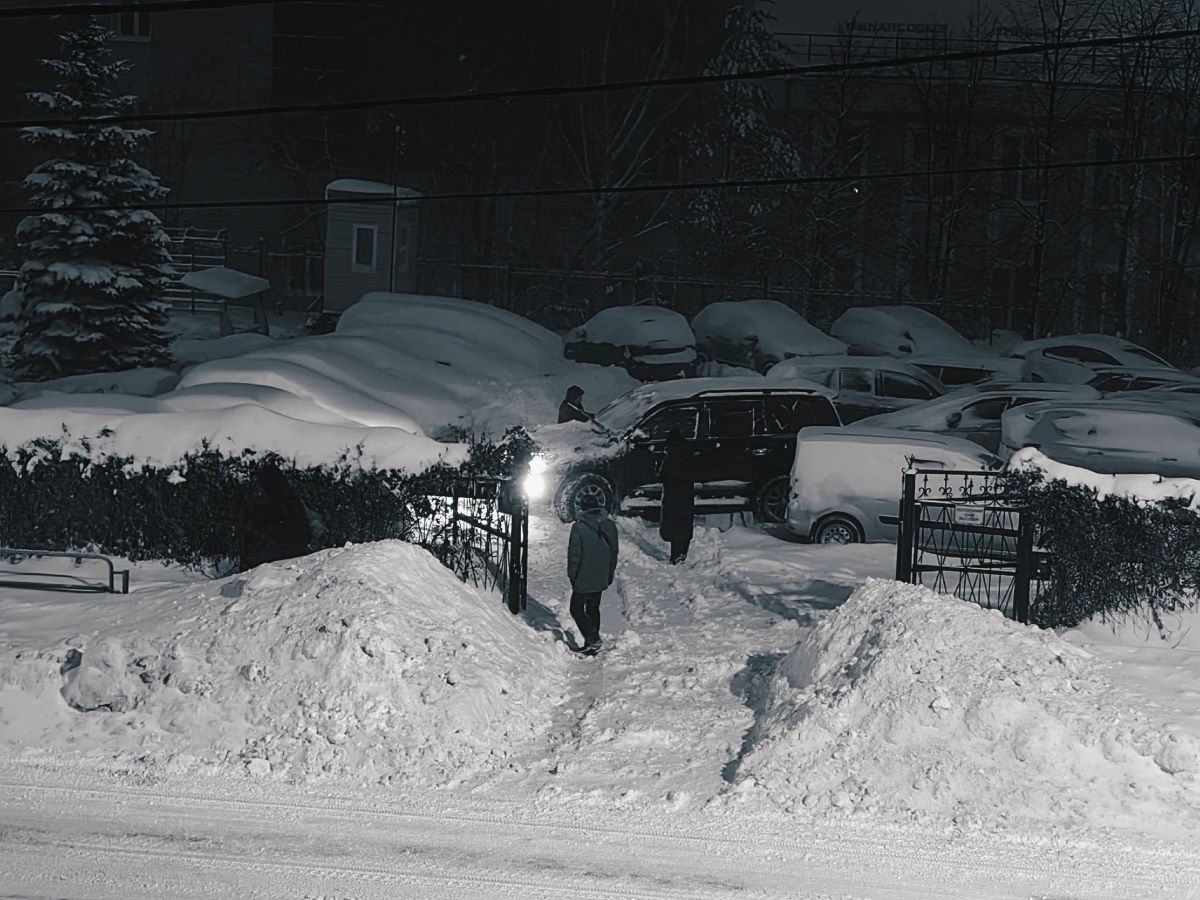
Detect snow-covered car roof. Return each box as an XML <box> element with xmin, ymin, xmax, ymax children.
<box><xmin>691</xmin><ymin>299</ymin><xmax>846</xmax><ymax>359</ymax></box>
<box><xmin>907</xmin><ymin>353</ymin><xmax>1023</xmax><ymax>372</ymax></box>
<box><xmin>567</xmin><ymin>306</ymin><xmax>695</xmax><ymax>350</ymax></box>
<box><xmin>830</xmin><ymin>306</ymin><xmax>982</xmax><ymax>357</ymax></box>
<box><xmin>765</xmin><ymin>354</ymin><xmax>947</xmax><ymax>385</ymax></box>
<box><xmin>592</xmin><ymin>375</ymin><xmax>833</xmax><ymax>434</ymax></box>
<box><xmin>793</xmin><ymin>425</ymin><xmax>1002</xmax><ymax>470</ymax></box>
<box><xmin>1008</xmin><ymin>333</ymin><xmax>1172</xmax><ymax>367</ymax></box>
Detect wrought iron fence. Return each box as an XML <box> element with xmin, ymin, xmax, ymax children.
<box><xmin>895</xmin><ymin>468</ymin><xmax>1045</xmax><ymax>623</ymax></box>
<box><xmin>418</xmin><ymin>476</ymin><xmax>528</xmax><ymax>614</ymax></box>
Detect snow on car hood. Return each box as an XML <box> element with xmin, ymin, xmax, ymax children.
<box><xmin>735</xmin><ymin>579</ymin><xmax>1200</xmax><ymax>831</ymax></box>
<box><xmin>692</xmin><ymin>299</ymin><xmax>846</xmax><ymax>359</ymax></box>
<box><xmin>574</xmin><ymin>306</ymin><xmax>695</xmax><ymax>350</ymax></box>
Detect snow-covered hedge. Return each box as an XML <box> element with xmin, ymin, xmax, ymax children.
<box><xmin>1011</xmin><ymin>470</ymin><xmax>1200</xmax><ymax>628</ymax></box>
<box><xmin>0</xmin><ymin>428</ymin><xmax>534</xmax><ymax>569</ymax></box>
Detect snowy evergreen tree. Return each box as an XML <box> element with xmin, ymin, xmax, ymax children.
<box><xmin>10</xmin><ymin>18</ymin><xmax>171</xmax><ymax>378</ymax></box>
<box><xmin>684</xmin><ymin>1</ymin><xmax>801</xmax><ymax>275</ymax></box>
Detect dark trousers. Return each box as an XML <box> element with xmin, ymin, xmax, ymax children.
<box><xmin>570</xmin><ymin>590</ymin><xmax>603</xmax><ymax>646</ymax></box>
<box><xmin>670</xmin><ymin>537</ymin><xmax>691</xmax><ymax>564</ymax></box>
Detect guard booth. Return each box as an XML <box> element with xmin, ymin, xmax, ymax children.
<box><xmin>323</xmin><ymin>179</ymin><xmax>421</xmax><ymax>312</ymax></box>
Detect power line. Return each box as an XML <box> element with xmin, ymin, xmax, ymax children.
<box><xmin>0</xmin><ymin>0</ymin><xmax>320</xmax><ymax>19</ymax></box>
<box><xmin>4</xmin><ymin>27</ymin><xmax>1199</xmax><ymax>131</ymax></box>
<box><xmin>2</xmin><ymin>151</ymin><xmax>1195</xmax><ymax>217</ymax></box>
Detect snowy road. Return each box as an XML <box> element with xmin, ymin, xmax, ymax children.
<box><xmin>3</xmin><ymin>762</ymin><xmax>1198</xmax><ymax>899</ymax></box>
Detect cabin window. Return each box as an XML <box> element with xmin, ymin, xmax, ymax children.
<box><xmin>352</xmin><ymin>224</ymin><xmax>378</xmax><ymax>272</ymax></box>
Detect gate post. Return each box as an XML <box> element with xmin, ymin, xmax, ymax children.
<box><xmin>896</xmin><ymin>471</ymin><xmax>917</xmax><ymax>582</ymax></box>
<box><xmin>1013</xmin><ymin>509</ymin><xmax>1034</xmax><ymax>624</ymax></box>
<box><xmin>506</xmin><ymin>493</ymin><xmax>527</xmax><ymax>614</ymax></box>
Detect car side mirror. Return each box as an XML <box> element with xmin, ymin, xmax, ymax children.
<box><xmin>947</xmin><ymin>411</ymin><xmax>963</xmax><ymax>428</ymax></box>
<box><xmin>898</xmin><ymin>343</ymin><xmax>913</xmax><ymax>354</ymax></box>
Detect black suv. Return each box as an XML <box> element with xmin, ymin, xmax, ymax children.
<box><xmin>540</xmin><ymin>379</ymin><xmax>841</xmax><ymax>524</ymax></box>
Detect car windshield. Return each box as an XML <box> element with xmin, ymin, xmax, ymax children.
<box><xmin>593</xmin><ymin>392</ymin><xmax>656</xmax><ymax>434</ymax></box>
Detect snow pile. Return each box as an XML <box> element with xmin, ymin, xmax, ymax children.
<box><xmin>1010</xmin><ymin>447</ymin><xmax>1200</xmax><ymax>509</ymax></box>
<box><xmin>692</xmin><ymin>299</ymin><xmax>846</xmax><ymax>361</ymax></box>
<box><xmin>13</xmin><ymin>366</ymin><xmax>179</xmax><ymax>398</ymax></box>
<box><xmin>172</xmin><ymin>332</ymin><xmax>275</xmax><ymax>366</ymax></box>
<box><xmin>0</xmin><ymin>542</ymin><xmax>568</xmax><ymax>782</ymax></box>
<box><xmin>736</xmin><ymin>580</ymin><xmax>1200</xmax><ymax>833</ymax></box>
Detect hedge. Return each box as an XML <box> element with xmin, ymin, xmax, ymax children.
<box><xmin>1009</xmin><ymin>470</ymin><xmax>1200</xmax><ymax>629</ymax></box>
<box><xmin>0</xmin><ymin>426</ymin><xmax>535</xmax><ymax>572</ymax></box>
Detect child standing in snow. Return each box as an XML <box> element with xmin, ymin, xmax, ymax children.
<box><xmin>566</xmin><ymin>491</ymin><xmax>619</xmax><ymax>656</ymax></box>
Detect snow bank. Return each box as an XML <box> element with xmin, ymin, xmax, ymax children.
<box><xmin>13</xmin><ymin>366</ymin><xmax>179</xmax><ymax>398</ymax></box>
<box><xmin>0</xmin><ymin>542</ymin><xmax>568</xmax><ymax>783</ymax></box>
<box><xmin>0</xmin><ymin>404</ymin><xmax>463</xmax><ymax>472</ymax></box>
<box><xmin>737</xmin><ymin>580</ymin><xmax>1200</xmax><ymax>833</ymax></box>
<box><xmin>172</xmin><ymin>332</ymin><xmax>275</xmax><ymax>366</ymax></box>
<box><xmin>1010</xmin><ymin>447</ymin><xmax>1200</xmax><ymax>510</ymax></box>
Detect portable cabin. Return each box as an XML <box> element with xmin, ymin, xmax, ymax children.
<box><xmin>323</xmin><ymin>179</ymin><xmax>421</xmax><ymax>311</ymax></box>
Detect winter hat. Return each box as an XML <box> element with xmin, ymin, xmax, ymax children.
<box><xmin>566</xmin><ymin>385</ymin><xmax>584</xmax><ymax>400</ymax></box>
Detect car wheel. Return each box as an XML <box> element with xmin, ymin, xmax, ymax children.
<box><xmin>556</xmin><ymin>472</ymin><xmax>616</xmax><ymax>522</ymax></box>
<box><xmin>755</xmin><ymin>476</ymin><xmax>791</xmax><ymax>524</ymax></box>
<box><xmin>813</xmin><ymin>513</ymin><xmax>863</xmax><ymax>544</ymax></box>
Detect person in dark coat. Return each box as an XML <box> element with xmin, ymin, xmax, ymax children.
<box><xmin>566</xmin><ymin>491</ymin><xmax>619</xmax><ymax>655</ymax></box>
<box><xmin>558</xmin><ymin>385</ymin><xmax>592</xmax><ymax>424</ymax></box>
<box><xmin>658</xmin><ymin>428</ymin><xmax>697</xmax><ymax>564</ymax></box>
<box><xmin>238</xmin><ymin>464</ymin><xmax>312</xmax><ymax>571</ymax></box>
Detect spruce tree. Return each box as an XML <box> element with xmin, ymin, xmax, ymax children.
<box><xmin>11</xmin><ymin>18</ymin><xmax>171</xmax><ymax>378</ymax></box>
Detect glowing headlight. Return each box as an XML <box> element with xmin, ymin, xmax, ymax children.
<box><xmin>522</xmin><ymin>453</ymin><xmax>549</xmax><ymax>499</ymax></box>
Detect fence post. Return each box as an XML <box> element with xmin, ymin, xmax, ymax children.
<box><xmin>1013</xmin><ymin>509</ymin><xmax>1034</xmax><ymax>624</ymax></box>
<box><xmin>896</xmin><ymin>470</ymin><xmax>916</xmax><ymax>582</ymax></box>
<box><xmin>504</xmin><ymin>263</ymin><xmax>513</xmax><ymax>311</ymax></box>
<box><xmin>506</xmin><ymin>492</ymin><xmax>525</xmax><ymax>615</ymax></box>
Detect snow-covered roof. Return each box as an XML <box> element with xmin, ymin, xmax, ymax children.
<box><xmin>691</xmin><ymin>299</ymin><xmax>846</xmax><ymax>359</ymax></box>
<box><xmin>179</xmin><ymin>267</ymin><xmax>269</xmax><ymax>299</ymax></box>
<box><xmin>325</xmin><ymin>178</ymin><xmax>423</xmax><ymax>199</ymax></box>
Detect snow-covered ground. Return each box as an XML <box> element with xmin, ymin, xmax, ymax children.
<box><xmin>1</xmin><ymin>516</ymin><xmax>1199</xmax><ymax>897</ymax></box>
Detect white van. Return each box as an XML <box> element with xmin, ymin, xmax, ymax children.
<box><xmin>786</xmin><ymin>426</ymin><xmax>1001</xmax><ymax>543</ymax></box>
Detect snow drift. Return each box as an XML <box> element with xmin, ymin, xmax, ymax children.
<box><xmin>0</xmin><ymin>542</ymin><xmax>568</xmax><ymax>782</ymax></box>
<box><xmin>736</xmin><ymin>580</ymin><xmax>1200</xmax><ymax>833</ymax></box>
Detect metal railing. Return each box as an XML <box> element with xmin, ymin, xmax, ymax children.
<box><xmin>0</xmin><ymin>547</ymin><xmax>129</xmax><ymax>593</ymax></box>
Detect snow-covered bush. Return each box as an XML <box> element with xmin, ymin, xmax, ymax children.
<box><xmin>1011</xmin><ymin>470</ymin><xmax>1200</xmax><ymax>628</ymax></box>
<box><xmin>10</xmin><ymin>21</ymin><xmax>172</xmax><ymax>378</ymax></box>
<box><xmin>0</xmin><ymin>428</ymin><xmax>534</xmax><ymax>568</ymax></box>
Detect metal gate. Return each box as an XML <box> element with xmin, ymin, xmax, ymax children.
<box><xmin>894</xmin><ymin>468</ymin><xmax>1041</xmax><ymax>623</ymax></box>
<box><xmin>421</xmin><ymin>477</ymin><xmax>528</xmax><ymax>614</ymax></box>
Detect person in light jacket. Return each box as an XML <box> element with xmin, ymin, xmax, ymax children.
<box><xmin>566</xmin><ymin>491</ymin><xmax>619</xmax><ymax>655</ymax></box>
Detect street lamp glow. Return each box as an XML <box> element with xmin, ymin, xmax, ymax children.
<box><xmin>522</xmin><ymin>453</ymin><xmax>549</xmax><ymax>499</ymax></box>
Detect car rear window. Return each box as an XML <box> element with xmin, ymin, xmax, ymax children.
<box><xmin>707</xmin><ymin>402</ymin><xmax>757</xmax><ymax>438</ymax></box>
<box><xmin>764</xmin><ymin>395</ymin><xmax>840</xmax><ymax>434</ymax></box>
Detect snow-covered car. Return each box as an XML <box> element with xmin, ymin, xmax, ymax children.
<box><xmin>1000</xmin><ymin>399</ymin><xmax>1200</xmax><ymax>477</ymax></box>
<box><xmin>563</xmin><ymin>306</ymin><xmax>697</xmax><ymax>381</ymax></box>
<box><xmin>530</xmin><ymin>377</ymin><xmax>841</xmax><ymax>523</ymax></box>
<box><xmin>855</xmin><ymin>383</ymin><xmax>1101</xmax><ymax>453</ymax></box>
<box><xmin>830</xmin><ymin>306</ymin><xmax>982</xmax><ymax>358</ymax></box>
<box><xmin>766</xmin><ymin>355</ymin><xmax>946</xmax><ymax>423</ymax></box>
<box><xmin>786</xmin><ymin>425</ymin><xmax>1001</xmax><ymax>544</ymax></box>
<box><xmin>1009</xmin><ymin>334</ymin><xmax>1176</xmax><ymax>384</ymax></box>
<box><xmin>1084</xmin><ymin>366</ymin><xmax>1200</xmax><ymax>394</ymax></box>
<box><xmin>690</xmin><ymin>299</ymin><xmax>846</xmax><ymax>373</ymax></box>
<box><xmin>907</xmin><ymin>354</ymin><xmax>1023</xmax><ymax>387</ymax></box>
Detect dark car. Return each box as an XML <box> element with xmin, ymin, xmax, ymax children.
<box><xmin>535</xmin><ymin>378</ymin><xmax>841</xmax><ymax>524</ymax></box>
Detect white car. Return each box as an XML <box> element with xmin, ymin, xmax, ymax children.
<box><xmin>856</xmin><ymin>384</ymin><xmax>1102</xmax><ymax>452</ymax></box>
<box><xmin>786</xmin><ymin>426</ymin><xmax>1001</xmax><ymax>544</ymax></box>
<box><xmin>766</xmin><ymin>354</ymin><xmax>946</xmax><ymax>422</ymax></box>
<box><xmin>1000</xmin><ymin>398</ymin><xmax>1200</xmax><ymax>478</ymax></box>
<box><xmin>830</xmin><ymin>306</ymin><xmax>982</xmax><ymax>357</ymax></box>
<box><xmin>1009</xmin><ymin>334</ymin><xmax>1175</xmax><ymax>384</ymax></box>
<box><xmin>691</xmin><ymin>299</ymin><xmax>846</xmax><ymax>372</ymax></box>
<box><xmin>563</xmin><ymin>306</ymin><xmax>697</xmax><ymax>381</ymax></box>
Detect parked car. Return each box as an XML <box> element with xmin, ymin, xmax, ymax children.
<box><xmin>1085</xmin><ymin>366</ymin><xmax>1200</xmax><ymax>394</ymax></box>
<box><xmin>531</xmin><ymin>377</ymin><xmax>841</xmax><ymax>524</ymax></box>
<box><xmin>1000</xmin><ymin>398</ymin><xmax>1200</xmax><ymax>477</ymax></box>
<box><xmin>1009</xmin><ymin>334</ymin><xmax>1176</xmax><ymax>384</ymax></box>
<box><xmin>830</xmin><ymin>305</ymin><xmax>981</xmax><ymax>357</ymax></box>
<box><xmin>907</xmin><ymin>354</ymin><xmax>1023</xmax><ymax>387</ymax></box>
<box><xmin>563</xmin><ymin>306</ymin><xmax>697</xmax><ymax>380</ymax></box>
<box><xmin>855</xmin><ymin>383</ymin><xmax>1101</xmax><ymax>452</ymax></box>
<box><xmin>691</xmin><ymin>299</ymin><xmax>846</xmax><ymax>372</ymax></box>
<box><xmin>786</xmin><ymin>426</ymin><xmax>1001</xmax><ymax>544</ymax></box>
<box><xmin>766</xmin><ymin>355</ymin><xmax>946</xmax><ymax>422</ymax></box>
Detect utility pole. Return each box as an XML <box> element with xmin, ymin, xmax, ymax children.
<box><xmin>389</xmin><ymin>122</ymin><xmax>401</xmax><ymax>293</ymax></box>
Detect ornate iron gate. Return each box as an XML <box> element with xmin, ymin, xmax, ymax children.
<box><xmin>421</xmin><ymin>477</ymin><xmax>528</xmax><ymax>614</ymax></box>
<box><xmin>895</xmin><ymin>468</ymin><xmax>1042</xmax><ymax>623</ymax></box>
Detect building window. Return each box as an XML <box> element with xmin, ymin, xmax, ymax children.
<box><xmin>351</xmin><ymin>224</ymin><xmax>378</xmax><ymax>273</ymax></box>
<box><xmin>112</xmin><ymin>12</ymin><xmax>152</xmax><ymax>40</ymax></box>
